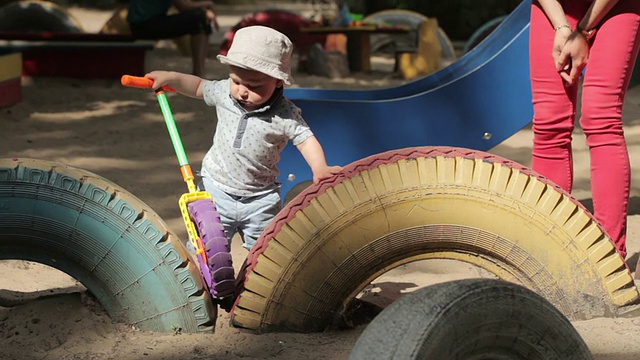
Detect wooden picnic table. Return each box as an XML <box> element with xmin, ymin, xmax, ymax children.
<box><xmin>301</xmin><ymin>24</ymin><xmax>409</xmax><ymax>72</ymax></box>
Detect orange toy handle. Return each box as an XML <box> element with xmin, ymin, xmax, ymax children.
<box><xmin>121</xmin><ymin>75</ymin><xmax>176</xmax><ymax>92</ymax></box>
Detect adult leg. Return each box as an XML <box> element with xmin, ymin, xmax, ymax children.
<box><xmin>191</xmin><ymin>32</ymin><xmax>209</xmax><ymax>77</ymax></box>
<box><xmin>183</xmin><ymin>8</ymin><xmax>211</xmax><ymax>77</ymax></box>
<box><xmin>579</xmin><ymin>1</ymin><xmax>640</xmax><ymax>258</ymax></box>
<box><xmin>529</xmin><ymin>1</ymin><xmax>580</xmax><ymax>192</ymax></box>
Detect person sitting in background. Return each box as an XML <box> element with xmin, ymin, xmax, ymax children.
<box><xmin>127</xmin><ymin>0</ymin><xmax>219</xmax><ymax>77</ymax></box>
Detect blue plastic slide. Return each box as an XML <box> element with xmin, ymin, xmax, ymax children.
<box><xmin>279</xmin><ymin>0</ymin><xmax>532</xmax><ymax>200</ymax></box>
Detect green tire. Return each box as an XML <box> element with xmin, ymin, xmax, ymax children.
<box><xmin>0</xmin><ymin>158</ymin><xmax>217</xmax><ymax>333</ymax></box>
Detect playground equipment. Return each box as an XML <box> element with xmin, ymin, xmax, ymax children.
<box><xmin>0</xmin><ymin>1</ymin><xmax>153</xmax><ymax>79</ymax></box>
<box><xmin>350</xmin><ymin>278</ymin><xmax>593</xmax><ymax>359</ymax></box>
<box><xmin>463</xmin><ymin>15</ymin><xmax>508</xmax><ymax>54</ymax></box>
<box><xmin>120</xmin><ymin>75</ymin><xmax>235</xmax><ymax>306</ymax></box>
<box><xmin>0</xmin><ymin>158</ymin><xmax>218</xmax><ymax>333</ymax></box>
<box><xmin>0</xmin><ymin>0</ymin><xmax>83</xmax><ymax>33</ymax></box>
<box><xmin>3</xmin><ymin>148</ymin><xmax>638</xmax><ymax>334</ymax></box>
<box><xmin>2</xmin><ymin>0</ymin><xmax>640</xmax><ymax>339</ymax></box>
<box><xmin>231</xmin><ymin>147</ymin><xmax>639</xmax><ymax>333</ymax></box>
<box><xmin>0</xmin><ymin>50</ymin><xmax>21</xmax><ymax>108</ymax></box>
<box><xmin>218</xmin><ymin>8</ymin><xmax>327</xmax><ymax>61</ymax></box>
<box><xmin>363</xmin><ymin>9</ymin><xmax>457</xmax><ymax>68</ymax></box>
<box><xmin>277</xmin><ymin>0</ymin><xmax>534</xmax><ymax>201</ymax></box>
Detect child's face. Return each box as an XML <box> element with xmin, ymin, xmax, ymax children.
<box><xmin>228</xmin><ymin>66</ymin><xmax>283</xmax><ymax>111</ymax></box>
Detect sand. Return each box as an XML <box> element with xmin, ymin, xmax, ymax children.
<box><xmin>1</xmin><ymin>4</ymin><xmax>640</xmax><ymax>360</ymax></box>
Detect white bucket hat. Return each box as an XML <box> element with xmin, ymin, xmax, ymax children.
<box><xmin>217</xmin><ymin>25</ymin><xmax>294</xmax><ymax>85</ymax></box>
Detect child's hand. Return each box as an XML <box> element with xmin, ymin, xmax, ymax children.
<box><xmin>145</xmin><ymin>71</ymin><xmax>174</xmax><ymax>90</ymax></box>
<box><xmin>144</xmin><ymin>71</ymin><xmax>204</xmax><ymax>98</ymax></box>
<box><xmin>313</xmin><ymin>165</ymin><xmax>343</xmax><ymax>184</ymax></box>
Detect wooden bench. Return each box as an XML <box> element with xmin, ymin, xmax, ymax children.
<box><xmin>0</xmin><ymin>50</ymin><xmax>21</xmax><ymax>108</ymax></box>
<box><xmin>0</xmin><ymin>32</ymin><xmax>154</xmax><ymax>79</ymax></box>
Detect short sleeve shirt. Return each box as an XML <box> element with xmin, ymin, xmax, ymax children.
<box><xmin>201</xmin><ymin>79</ymin><xmax>313</xmax><ymax>196</ymax></box>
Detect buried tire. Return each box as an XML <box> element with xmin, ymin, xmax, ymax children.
<box><xmin>0</xmin><ymin>158</ymin><xmax>217</xmax><ymax>333</ymax></box>
<box><xmin>0</xmin><ymin>0</ymin><xmax>83</xmax><ymax>32</ymax></box>
<box><xmin>349</xmin><ymin>278</ymin><xmax>593</xmax><ymax>360</ymax></box>
<box><xmin>231</xmin><ymin>146</ymin><xmax>639</xmax><ymax>333</ymax></box>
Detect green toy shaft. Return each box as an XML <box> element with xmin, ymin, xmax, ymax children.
<box><xmin>156</xmin><ymin>91</ymin><xmax>189</xmax><ymax>167</ymax></box>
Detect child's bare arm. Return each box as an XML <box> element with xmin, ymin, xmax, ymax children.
<box><xmin>296</xmin><ymin>136</ymin><xmax>343</xmax><ymax>184</ymax></box>
<box><xmin>145</xmin><ymin>71</ymin><xmax>206</xmax><ymax>99</ymax></box>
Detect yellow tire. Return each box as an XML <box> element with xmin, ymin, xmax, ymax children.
<box><xmin>231</xmin><ymin>146</ymin><xmax>639</xmax><ymax>333</ymax></box>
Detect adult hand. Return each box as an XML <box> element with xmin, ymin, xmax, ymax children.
<box><xmin>206</xmin><ymin>9</ymin><xmax>219</xmax><ymax>31</ymax></box>
<box><xmin>557</xmin><ymin>31</ymin><xmax>590</xmax><ymax>85</ymax></box>
<box><xmin>552</xmin><ymin>26</ymin><xmax>572</xmax><ymax>69</ymax></box>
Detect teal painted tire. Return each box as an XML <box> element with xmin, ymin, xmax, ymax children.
<box><xmin>0</xmin><ymin>158</ymin><xmax>217</xmax><ymax>333</ymax></box>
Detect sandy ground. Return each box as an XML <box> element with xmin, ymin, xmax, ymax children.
<box><xmin>2</xmin><ymin>4</ymin><xmax>640</xmax><ymax>360</ymax></box>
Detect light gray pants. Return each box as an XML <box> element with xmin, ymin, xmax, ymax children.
<box><xmin>200</xmin><ymin>174</ymin><xmax>281</xmax><ymax>250</ymax></box>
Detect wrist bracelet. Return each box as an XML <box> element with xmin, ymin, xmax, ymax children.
<box><xmin>554</xmin><ymin>24</ymin><xmax>572</xmax><ymax>32</ymax></box>
<box><xmin>578</xmin><ymin>27</ymin><xmax>596</xmax><ymax>41</ymax></box>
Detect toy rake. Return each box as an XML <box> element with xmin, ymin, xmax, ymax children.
<box><xmin>121</xmin><ymin>75</ymin><xmax>235</xmax><ymax>306</ymax></box>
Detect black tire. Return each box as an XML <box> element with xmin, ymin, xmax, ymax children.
<box><xmin>0</xmin><ymin>0</ymin><xmax>83</xmax><ymax>32</ymax></box>
<box><xmin>349</xmin><ymin>278</ymin><xmax>593</xmax><ymax>360</ymax></box>
<box><xmin>0</xmin><ymin>158</ymin><xmax>217</xmax><ymax>333</ymax></box>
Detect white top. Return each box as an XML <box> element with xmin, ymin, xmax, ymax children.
<box><xmin>201</xmin><ymin>79</ymin><xmax>313</xmax><ymax>196</ymax></box>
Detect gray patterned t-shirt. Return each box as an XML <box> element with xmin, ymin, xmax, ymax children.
<box><xmin>201</xmin><ymin>79</ymin><xmax>313</xmax><ymax>196</ymax></box>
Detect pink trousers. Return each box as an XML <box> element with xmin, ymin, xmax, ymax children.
<box><xmin>530</xmin><ymin>0</ymin><xmax>640</xmax><ymax>258</ymax></box>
